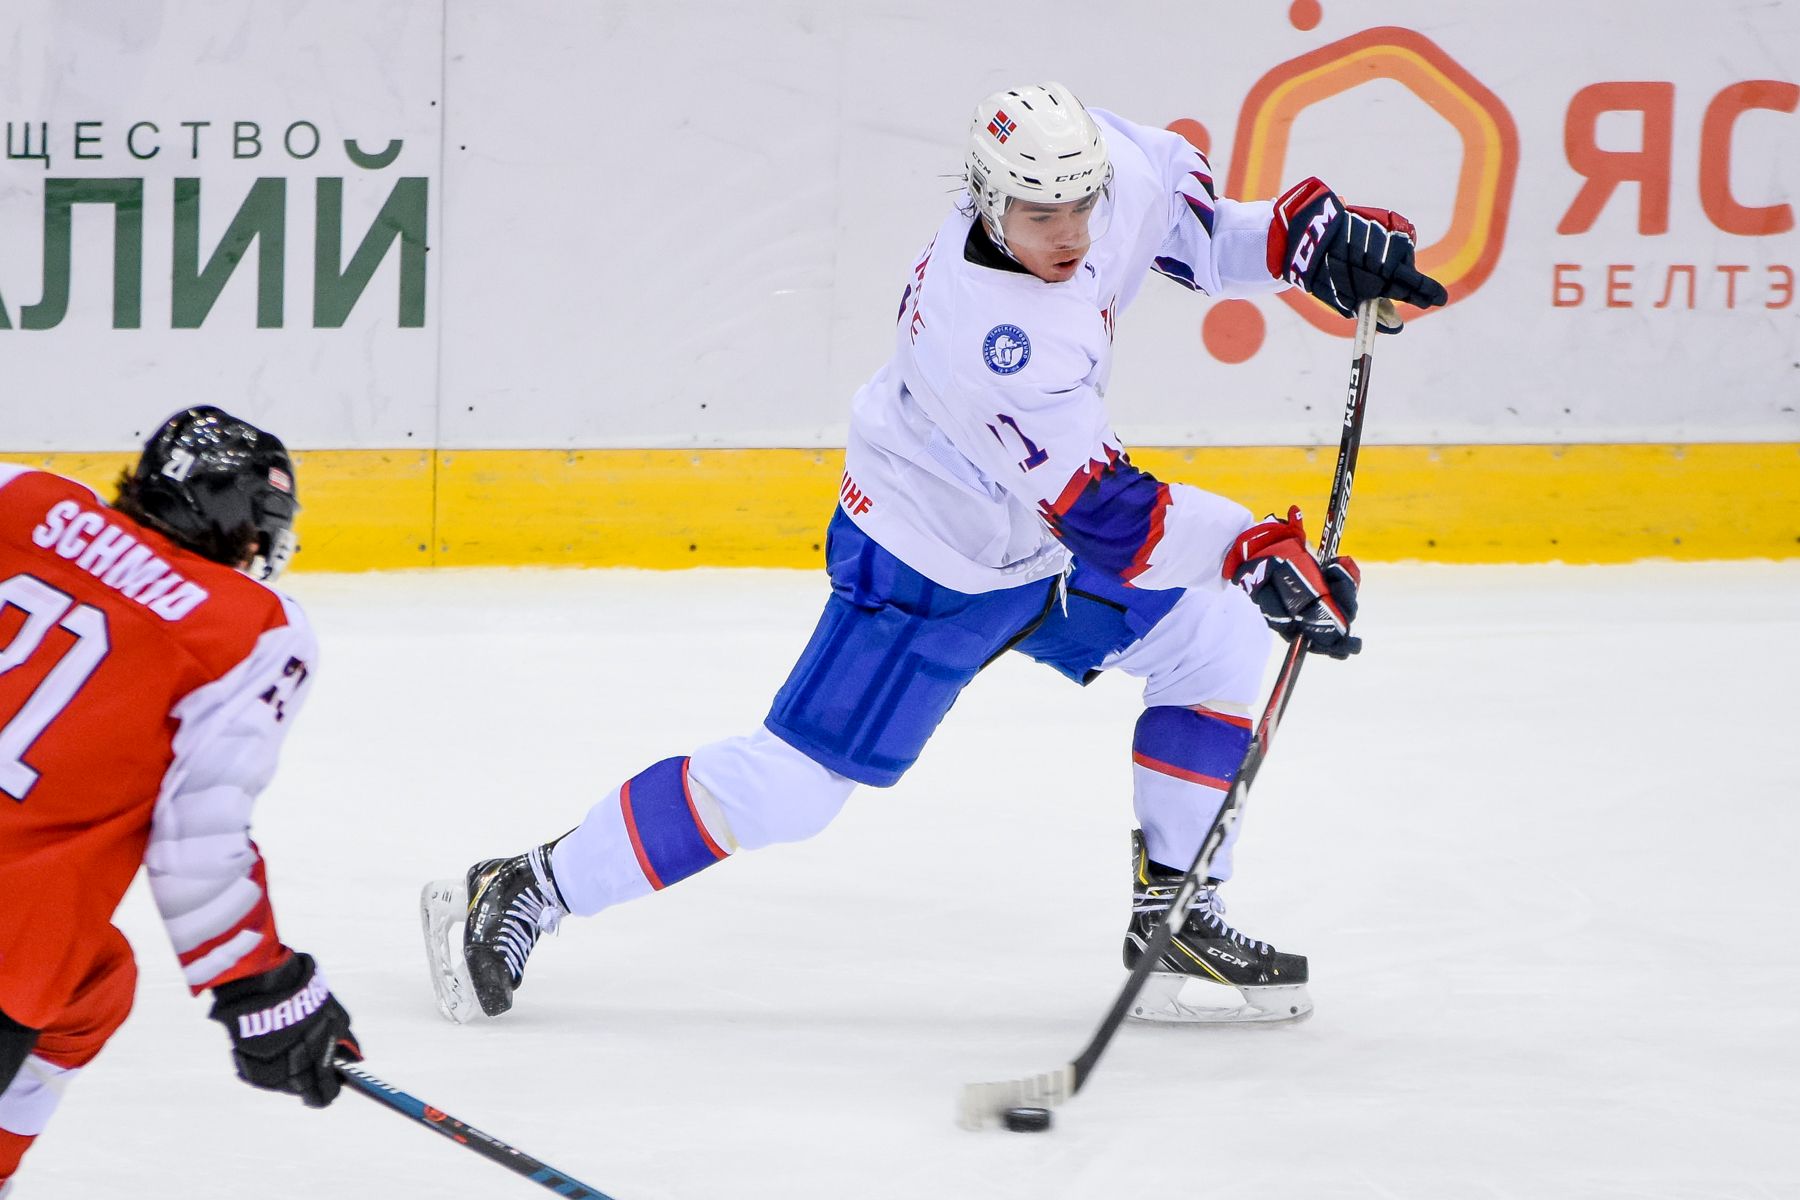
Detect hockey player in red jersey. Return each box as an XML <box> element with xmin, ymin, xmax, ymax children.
<box><xmin>422</xmin><ymin>83</ymin><xmax>1444</xmax><ymax>1032</ymax></box>
<box><xmin>0</xmin><ymin>408</ymin><xmax>359</xmax><ymax>1189</ymax></box>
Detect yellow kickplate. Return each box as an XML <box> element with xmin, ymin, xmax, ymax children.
<box><xmin>5</xmin><ymin>443</ymin><xmax>1793</xmax><ymax>571</ymax></box>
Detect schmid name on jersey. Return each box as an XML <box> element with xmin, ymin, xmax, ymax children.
<box><xmin>31</xmin><ymin>500</ymin><xmax>212</xmax><ymax>621</ymax></box>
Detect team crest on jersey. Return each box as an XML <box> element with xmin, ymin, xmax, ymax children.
<box><xmin>983</xmin><ymin>324</ymin><xmax>1030</xmax><ymax>375</ymax></box>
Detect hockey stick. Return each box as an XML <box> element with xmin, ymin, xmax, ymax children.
<box><xmin>335</xmin><ymin>1058</ymin><xmax>617</xmax><ymax>1198</ymax></box>
<box><xmin>957</xmin><ymin>296</ymin><xmax>1387</xmax><ymax>1130</ymax></box>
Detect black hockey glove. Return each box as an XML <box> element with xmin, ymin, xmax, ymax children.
<box><xmin>1269</xmin><ymin>177</ymin><xmax>1447</xmax><ymax>332</ymax></box>
<box><xmin>208</xmin><ymin>951</ymin><xmax>360</xmax><ymax>1108</ymax></box>
<box><xmin>1223</xmin><ymin>506</ymin><xmax>1363</xmax><ymax>659</ymax></box>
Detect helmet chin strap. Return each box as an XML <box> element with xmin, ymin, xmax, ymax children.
<box><xmin>982</xmin><ymin>214</ymin><xmax>1019</xmax><ymax>260</ymax></box>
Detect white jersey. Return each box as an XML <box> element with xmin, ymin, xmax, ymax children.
<box><xmin>841</xmin><ymin>109</ymin><xmax>1290</xmax><ymax>595</ymax></box>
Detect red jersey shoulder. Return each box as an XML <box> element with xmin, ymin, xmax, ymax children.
<box><xmin>0</xmin><ymin>468</ymin><xmax>295</xmax><ymax>679</ymax></box>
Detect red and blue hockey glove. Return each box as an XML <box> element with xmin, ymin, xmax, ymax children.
<box><xmin>208</xmin><ymin>950</ymin><xmax>360</xmax><ymax>1108</ymax></box>
<box><xmin>1223</xmin><ymin>507</ymin><xmax>1363</xmax><ymax>659</ymax></box>
<box><xmin>1269</xmin><ymin>177</ymin><xmax>1447</xmax><ymax>332</ymax></box>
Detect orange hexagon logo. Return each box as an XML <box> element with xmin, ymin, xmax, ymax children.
<box><xmin>1226</xmin><ymin>26</ymin><xmax>1519</xmax><ymax>336</ymax></box>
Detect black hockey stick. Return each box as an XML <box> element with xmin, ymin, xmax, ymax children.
<box><xmin>958</xmin><ymin>296</ymin><xmax>1387</xmax><ymax>1129</ymax></box>
<box><xmin>335</xmin><ymin>1058</ymin><xmax>617</xmax><ymax>1198</ymax></box>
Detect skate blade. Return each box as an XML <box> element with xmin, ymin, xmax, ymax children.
<box><xmin>420</xmin><ymin>878</ymin><xmax>481</xmax><ymax>1024</ymax></box>
<box><xmin>1128</xmin><ymin>972</ymin><xmax>1313</xmax><ymax>1025</ymax></box>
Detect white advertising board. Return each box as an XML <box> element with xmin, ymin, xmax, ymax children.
<box><xmin>3</xmin><ymin>0</ymin><xmax>1795</xmax><ymax>451</ymax></box>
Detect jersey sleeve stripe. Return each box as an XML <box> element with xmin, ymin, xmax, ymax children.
<box><xmin>158</xmin><ymin>876</ymin><xmax>265</xmax><ymax>953</ymax></box>
<box><xmin>1151</xmin><ymin>256</ymin><xmax>1202</xmax><ymax>291</ymax></box>
<box><xmin>178</xmin><ymin>928</ymin><xmax>270</xmax><ymax>988</ymax></box>
<box><xmin>175</xmin><ymin>902</ymin><xmax>273</xmax><ymax>972</ymax></box>
<box><xmin>1183</xmin><ymin>192</ymin><xmax>1216</xmax><ymax>235</ymax></box>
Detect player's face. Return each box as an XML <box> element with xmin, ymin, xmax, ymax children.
<box><xmin>1001</xmin><ymin>193</ymin><xmax>1102</xmax><ymax>283</ymax></box>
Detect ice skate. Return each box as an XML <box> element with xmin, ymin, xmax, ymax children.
<box><xmin>420</xmin><ymin>876</ymin><xmax>478</xmax><ymax>1023</ymax></box>
<box><xmin>421</xmin><ymin>843</ymin><xmax>567</xmax><ymax>1022</ymax></box>
<box><xmin>1122</xmin><ymin>830</ymin><xmax>1312</xmax><ymax>1025</ymax></box>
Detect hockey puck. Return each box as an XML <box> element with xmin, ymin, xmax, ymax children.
<box><xmin>1002</xmin><ymin>1106</ymin><xmax>1052</xmax><ymax>1132</ymax></box>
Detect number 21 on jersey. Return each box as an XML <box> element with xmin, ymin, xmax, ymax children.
<box><xmin>0</xmin><ymin>573</ymin><xmax>110</xmax><ymax>802</ymax></box>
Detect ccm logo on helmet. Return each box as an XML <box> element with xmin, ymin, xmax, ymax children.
<box><xmin>1054</xmin><ymin>168</ymin><xmax>1099</xmax><ymax>183</ymax></box>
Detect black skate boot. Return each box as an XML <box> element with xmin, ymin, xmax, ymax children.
<box><xmin>1122</xmin><ymin>829</ymin><xmax>1311</xmax><ymax>1024</ymax></box>
<box><xmin>420</xmin><ymin>841</ymin><xmax>568</xmax><ymax>1022</ymax></box>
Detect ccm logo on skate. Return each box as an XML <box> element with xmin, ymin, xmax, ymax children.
<box><xmin>1206</xmin><ymin>946</ymin><xmax>1251</xmax><ymax>969</ymax></box>
<box><xmin>236</xmin><ymin>975</ymin><xmax>332</xmax><ymax>1039</ymax></box>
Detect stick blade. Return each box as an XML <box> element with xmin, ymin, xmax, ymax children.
<box><xmin>957</xmin><ymin>1066</ymin><xmax>1075</xmax><ymax>1131</ymax></box>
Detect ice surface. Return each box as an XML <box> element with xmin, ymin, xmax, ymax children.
<box><xmin>24</xmin><ymin>563</ymin><xmax>1800</xmax><ymax>1199</ymax></box>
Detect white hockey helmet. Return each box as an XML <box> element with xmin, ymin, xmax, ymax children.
<box><xmin>966</xmin><ymin>82</ymin><xmax>1113</xmax><ymax>241</ymax></box>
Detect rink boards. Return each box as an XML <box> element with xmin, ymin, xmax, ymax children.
<box><xmin>5</xmin><ymin>442</ymin><xmax>1794</xmax><ymax>570</ymax></box>
<box><xmin>3</xmin><ymin>2</ymin><xmax>1796</xmax><ymax>564</ymax></box>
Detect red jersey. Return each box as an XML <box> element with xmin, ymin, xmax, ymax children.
<box><xmin>0</xmin><ymin>465</ymin><xmax>314</xmax><ymax>1029</ymax></box>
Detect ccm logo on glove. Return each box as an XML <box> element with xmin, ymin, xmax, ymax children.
<box><xmin>1278</xmin><ymin>190</ymin><xmax>1339</xmax><ymax>285</ymax></box>
<box><xmin>1268</xmin><ymin>177</ymin><xmax>1447</xmax><ymax>332</ymax></box>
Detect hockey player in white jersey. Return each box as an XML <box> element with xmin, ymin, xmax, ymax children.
<box><xmin>422</xmin><ymin>83</ymin><xmax>1444</xmax><ymax>1027</ymax></box>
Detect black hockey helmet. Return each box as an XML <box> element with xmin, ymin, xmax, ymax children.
<box><xmin>121</xmin><ymin>407</ymin><xmax>299</xmax><ymax>581</ymax></box>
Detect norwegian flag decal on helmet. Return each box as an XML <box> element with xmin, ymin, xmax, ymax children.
<box><xmin>986</xmin><ymin>111</ymin><xmax>1017</xmax><ymax>143</ymax></box>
